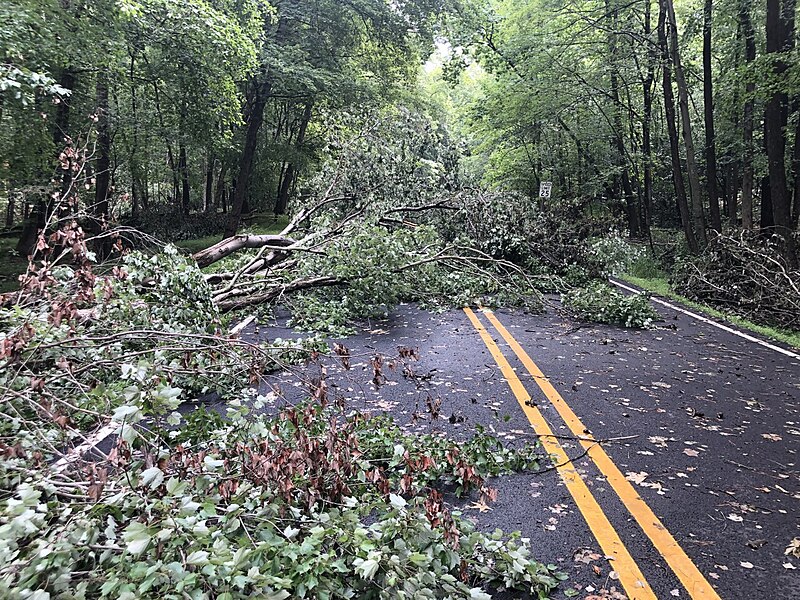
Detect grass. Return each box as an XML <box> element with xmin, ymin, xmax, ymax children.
<box><xmin>620</xmin><ymin>273</ymin><xmax>800</xmax><ymax>350</ymax></box>
<box><xmin>0</xmin><ymin>237</ymin><xmax>28</xmax><ymax>294</ymax></box>
<box><xmin>175</xmin><ymin>213</ymin><xmax>290</xmax><ymax>254</ymax></box>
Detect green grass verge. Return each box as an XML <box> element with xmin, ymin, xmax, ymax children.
<box><xmin>620</xmin><ymin>274</ymin><xmax>800</xmax><ymax>350</ymax></box>
<box><xmin>175</xmin><ymin>214</ymin><xmax>290</xmax><ymax>254</ymax></box>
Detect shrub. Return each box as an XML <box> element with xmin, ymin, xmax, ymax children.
<box><xmin>562</xmin><ymin>282</ymin><xmax>658</xmax><ymax>328</ymax></box>
<box><xmin>586</xmin><ymin>231</ymin><xmax>646</xmax><ymax>277</ymax></box>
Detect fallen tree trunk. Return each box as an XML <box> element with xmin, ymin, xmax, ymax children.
<box><xmin>216</xmin><ymin>276</ymin><xmax>341</xmax><ymax>311</ymax></box>
<box><xmin>193</xmin><ymin>234</ymin><xmax>296</xmax><ymax>268</ymax></box>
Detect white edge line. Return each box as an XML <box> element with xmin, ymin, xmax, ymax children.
<box><xmin>610</xmin><ymin>278</ymin><xmax>800</xmax><ymax>361</ymax></box>
<box><xmin>54</xmin><ymin>314</ymin><xmax>259</xmax><ymax>473</ymax></box>
<box><xmin>52</xmin><ymin>421</ymin><xmax>119</xmax><ymax>473</ymax></box>
<box><xmin>229</xmin><ymin>314</ymin><xmax>257</xmax><ymax>336</ymax></box>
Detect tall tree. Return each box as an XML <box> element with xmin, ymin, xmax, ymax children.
<box><xmin>659</xmin><ymin>0</ymin><xmax>698</xmax><ymax>253</ymax></box>
<box><xmin>703</xmin><ymin>0</ymin><xmax>721</xmax><ymax>232</ymax></box>
<box><xmin>764</xmin><ymin>0</ymin><xmax>797</xmax><ymax>264</ymax></box>
<box><xmin>739</xmin><ymin>0</ymin><xmax>756</xmax><ymax>230</ymax></box>
<box><xmin>664</xmin><ymin>0</ymin><xmax>707</xmax><ymax>247</ymax></box>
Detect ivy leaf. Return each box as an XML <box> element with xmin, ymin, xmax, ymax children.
<box><xmin>141</xmin><ymin>467</ymin><xmax>164</xmax><ymax>490</ymax></box>
<box><xmin>186</xmin><ymin>551</ymin><xmax>209</xmax><ymax>566</ymax></box>
<box><xmin>354</xmin><ymin>556</ymin><xmax>381</xmax><ymax>580</ymax></box>
<box><xmin>389</xmin><ymin>493</ymin><xmax>406</xmax><ymax>510</ymax></box>
<box><xmin>122</xmin><ymin>522</ymin><xmax>151</xmax><ymax>555</ymax></box>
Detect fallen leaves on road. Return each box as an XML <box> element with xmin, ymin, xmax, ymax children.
<box><xmin>761</xmin><ymin>433</ymin><xmax>782</xmax><ymax>441</ymax></box>
<box><xmin>648</xmin><ymin>435</ymin><xmax>670</xmax><ymax>448</ymax></box>
<box><xmin>726</xmin><ymin>513</ymin><xmax>743</xmax><ymax>522</ymax></box>
<box><xmin>584</xmin><ymin>587</ymin><xmax>626</xmax><ymax>600</ymax></box>
<box><xmin>625</xmin><ymin>471</ymin><xmax>649</xmax><ymax>484</ymax></box>
<box><xmin>786</xmin><ymin>537</ymin><xmax>800</xmax><ymax>557</ymax></box>
<box><xmin>466</xmin><ymin>499</ymin><xmax>492</xmax><ymax>513</ymax></box>
<box><xmin>573</xmin><ymin>548</ymin><xmax>602</xmax><ymax>564</ymax></box>
<box><xmin>683</xmin><ymin>448</ymin><xmax>700</xmax><ymax>457</ymax></box>
<box><xmin>740</xmin><ymin>561</ymin><xmax>754</xmax><ymax>569</ymax></box>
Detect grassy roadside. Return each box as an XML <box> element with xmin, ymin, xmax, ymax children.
<box><xmin>620</xmin><ymin>273</ymin><xmax>800</xmax><ymax>350</ymax></box>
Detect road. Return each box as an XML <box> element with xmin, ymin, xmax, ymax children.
<box><xmin>246</xmin><ymin>296</ymin><xmax>800</xmax><ymax>599</ymax></box>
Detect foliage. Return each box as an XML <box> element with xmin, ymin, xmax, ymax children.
<box><xmin>586</xmin><ymin>232</ymin><xmax>647</xmax><ymax>278</ymax></box>
<box><xmin>561</xmin><ymin>282</ymin><xmax>658</xmax><ymax>329</ymax></box>
<box><xmin>284</xmin><ymin>222</ymin><xmax>542</xmax><ymax>335</ymax></box>
<box><xmin>0</xmin><ymin>398</ymin><xmax>563</xmax><ymax>599</ymax></box>
<box><xmin>0</xmin><ymin>226</ymin><xmax>320</xmax><ymax>458</ymax></box>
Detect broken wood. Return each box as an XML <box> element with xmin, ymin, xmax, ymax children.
<box><xmin>193</xmin><ymin>234</ymin><xmax>296</xmax><ymax>268</ymax></box>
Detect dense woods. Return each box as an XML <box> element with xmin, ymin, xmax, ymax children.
<box><xmin>2</xmin><ymin>0</ymin><xmax>800</xmax><ymax>258</ymax></box>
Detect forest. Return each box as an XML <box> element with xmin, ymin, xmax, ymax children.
<box><xmin>1</xmin><ymin>0</ymin><xmax>799</xmax><ymax>598</ymax></box>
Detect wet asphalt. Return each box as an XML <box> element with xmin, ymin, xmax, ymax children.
<box><xmin>238</xmin><ymin>296</ymin><xmax>800</xmax><ymax>600</ymax></box>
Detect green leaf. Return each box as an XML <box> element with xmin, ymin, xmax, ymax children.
<box><xmin>140</xmin><ymin>467</ymin><xmax>164</xmax><ymax>490</ymax></box>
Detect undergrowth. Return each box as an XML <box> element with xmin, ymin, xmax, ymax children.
<box><xmin>561</xmin><ymin>281</ymin><xmax>658</xmax><ymax>328</ymax></box>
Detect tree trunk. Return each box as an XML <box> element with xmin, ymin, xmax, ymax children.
<box><xmin>225</xmin><ymin>78</ymin><xmax>272</xmax><ymax>238</ymax></box>
<box><xmin>764</xmin><ymin>0</ymin><xmax>797</xmax><ymax>263</ymax></box>
<box><xmin>740</xmin><ymin>0</ymin><xmax>756</xmax><ymax>230</ymax></box>
<box><xmin>665</xmin><ymin>0</ymin><xmax>707</xmax><ymax>247</ymax></box>
<box><xmin>204</xmin><ymin>155</ymin><xmax>214</xmax><ymax>212</ymax></box>
<box><xmin>214</xmin><ymin>162</ymin><xmax>228</xmax><ymax>213</ymax></box>
<box><xmin>606</xmin><ymin>0</ymin><xmax>639</xmax><ymax>238</ymax></box>
<box><xmin>659</xmin><ymin>0</ymin><xmax>699</xmax><ymax>253</ymax></box>
<box><xmin>761</xmin><ymin>175</ymin><xmax>775</xmax><ymax>230</ymax></box>
<box><xmin>5</xmin><ymin>193</ymin><xmax>15</xmax><ymax>228</ymax></box>
<box><xmin>275</xmin><ymin>100</ymin><xmax>313</xmax><ymax>216</ymax></box>
<box><xmin>94</xmin><ymin>74</ymin><xmax>111</xmax><ymax>218</ymax></box>
<box><xmin>178</xmin><ymin>144</ymin><xmax>190</xmax><ymax>215</ymax></box>
<box><xmin>703</xmin><ymin>0</ymin><xmax>721</xmax><ymax>232</ymax></box>
<box><xmin>793</xmin><ymin>120</ymin><xmax>800</xmax><ymax>226</ymax></box>
<box><xmin>642</xmin><ymin>0</ymin><xmax>655</xmax><ymax>236</ymax></box>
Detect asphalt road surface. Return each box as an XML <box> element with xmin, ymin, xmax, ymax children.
<box><xmin>244</xmin><ymin>295</ymin><xmax>800</xmax><ymax>600</ymax></box>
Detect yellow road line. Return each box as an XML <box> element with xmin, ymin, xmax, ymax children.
<box><xmin>463</xmin><ymin>308</ymin><xmax>655</xmax><ymax>600</ymax></box>
<box><xmin>482</xmin><ymin>309</ymin><xmax>722</xmax><ymax>600</ymax></box>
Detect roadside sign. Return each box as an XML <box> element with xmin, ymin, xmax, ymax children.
<box><xmin>539</xmin><ymin>181</ymin><xmax>552</xmax><ymax>198</ymax></box>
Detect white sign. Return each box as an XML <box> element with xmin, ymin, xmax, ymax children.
<box><xmin>539</xmin><ymin>181</ymin><xmax>552</xmax><ymax>199</ymax></box>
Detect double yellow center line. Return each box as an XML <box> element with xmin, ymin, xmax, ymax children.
<box><xmin>464</xmin><ymin>308</ymin><xmax>721</xmax><ymax>600</ymax></box>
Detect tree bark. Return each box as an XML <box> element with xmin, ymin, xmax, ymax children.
<box><xmin>204</xmin><ymin>155</ymin><xmax>214</xmax><ymax>212</ymax></box>
<box><xmin>5</xmin><ymin>193</ymin><xmax>14</xmax><ymax>228</ymax></box>
<box><xmin>224</xmin><ymin>77</ymin><xmax>272</xmax><ymax>238</ymax></box>
<box><xmin>94</xmin><ymin>74</ymin><xmax>111</xmax><ymax>218</ymax></box>
<box><xmin>606</xmin><ymin>0</ymin><xmax>639</xmax><ymax>238</ymax></box>
<box><xmin>659</xmin><ymin>0</ymin><xmax>699</xmax><ymax>253</ymax></box>
<box><xmin>193</xmin><ymin>233</ymin><xmax>295</xmax><ymax>268</ymax></box>
<box><xmin>739</xmin><ymin>0</ymin><xmax>756</xmax><ymax>230</ymax></box>
<box><xmin>179</xmin><ymin>144</ymin><xmax>190</xmax><ymax>215</ymax></box>
<box><xmin>793</xmin><ymin>117</ymin><xmax>800</xmax><ymax>225</ymax></box>
<box><xmin>764</xmin><ymin>0</ymin><xmax>797</xmax><ymax>263</ymax></box>
<box><xmin>275</xmin><ymin>100</ymin><xmax>313</xmax><ymax>216</ymax></box>
<box><xmin>214</xmin><ymin>161</ymin><xmax>228</xmax><ymax>212</ymax></box>
<box><xmin>703</xmin><ymin>0</ymin><xmax>722</xmax><ymax>232</ymax></box>
<box><xmin>665</xmin><ymin>0</ymin><xmax>707</xmax><ymax>247</ymax></box>
<box><xmin>642</xmin><ymin>0</ymin><xmax>655</xmax><ymax>236</ymax></box>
